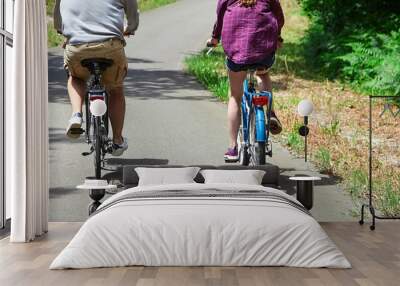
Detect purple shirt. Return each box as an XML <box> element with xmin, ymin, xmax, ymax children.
<box><xmin>212</xmin><ymin>0</ymin><xmax>284</xmax><ymax>65</ymax></box>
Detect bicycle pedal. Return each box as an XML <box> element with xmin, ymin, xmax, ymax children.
<box><xmin>70</xmin><ymin>128</ymin><xmax>85</xmax><ymax>135</ymax></box>
<box><xmin>82</xmin><ymin>149</ymin><xmax>94</xmax><ymax>156</ymax></box>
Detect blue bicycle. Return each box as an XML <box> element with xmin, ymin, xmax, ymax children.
<box><xmin>237</xmin><ymin>70</ymin><xmax>273</xmax><ymax>166</ymax></box>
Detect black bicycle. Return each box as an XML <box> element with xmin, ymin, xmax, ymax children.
<box><xmin>78</xmin><ymin>58</ymin><xmax>114</xmax><ymax>179</ymax></box>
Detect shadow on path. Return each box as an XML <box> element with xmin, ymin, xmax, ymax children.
<box><xmin>48</xmin><ymin>52</ymin><xmax>214</xmax><ymax>104</ymax></box>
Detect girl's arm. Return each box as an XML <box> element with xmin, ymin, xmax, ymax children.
<box><xmin>212</xmin><ymin>0</ymin><xmax>230</xmax><ymax>40</ymax></box>
<box><xmin>271</xmin><ymin>0</ymin><xmax>285</xmax><ymax>35</ymax></box>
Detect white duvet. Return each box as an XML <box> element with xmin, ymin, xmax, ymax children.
<box><xmin>50</xmin><ymin>183</ymin><xmax>351</xmax><ymax>269</ymax></box>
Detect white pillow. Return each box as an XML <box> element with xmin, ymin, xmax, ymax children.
<box><xmin>135</xmin><ymin>167</ymin><xmax>201</xmax><ymax>186</ymax></box>
<box><xmin>200</xmin><ymin>169</ymin><xmax>266</xmax><ymax>185</ymax></box>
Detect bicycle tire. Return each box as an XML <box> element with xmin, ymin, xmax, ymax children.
<box><xmin>93</xmin><ymin>116</ymin><xmax>102</xmax><ymax>179</ymax></box>
<box><xmin>254</xmin><ymin>141</ymin><xmax>266</xmax><ymax>165</ymax></box>
<box><xmin>237</xmin><ymin>126</ymin><xmax>250</xmax><ymax>166</ymax></box>
<box><xmin>85</xmin><ymin>93</ymin><xmax>91</xmax><ymax>143</ymax></box>
<box><xmin>104</xmin><ymin>92</ymin><xmax>110</xmax><ymax>136</ymax></box>
<box><xmin>249</xmin><ymin>112</ymin><xmax>266</xmax><ymax>166</ymax></box>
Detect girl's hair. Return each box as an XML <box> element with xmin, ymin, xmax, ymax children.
<box><xmin>239</xmin><ymin>0</ymin><xmax>257</xmax><ymax>7</ymax></box>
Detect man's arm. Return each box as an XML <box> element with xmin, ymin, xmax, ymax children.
<box><xmin>123</xmin><ymin>0</ymin><xmax>140</xmax><ymax>34</ymax></box>
<box><xmin>212</xmin><ymin>0</ymin><xmax>229</xmax><ymax>41</ymax></box>
<box><xmin>54</xmin><ymin>0</ymin><xmax>63</xmax><ymax>34</ymax></box>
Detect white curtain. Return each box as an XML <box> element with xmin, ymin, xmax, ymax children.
<box><xmin>8</xmin><ymin>0</ymin><xmax>49</xmax><ymax>242</ymax></box>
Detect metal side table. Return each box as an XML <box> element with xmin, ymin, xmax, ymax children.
<box><xmin>77</xmin><ymin>177</ymin><xmax>117</xmax><ymax>215</ymax></box>
<box><xmin>289</xmin><ymin>176</ymin><xmax>321</xmax><ymax>210</ymax></box>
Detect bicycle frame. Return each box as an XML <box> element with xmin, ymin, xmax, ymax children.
<box><xmin>85</xmin><ymin>90</ymin><xmax>109</xmax><ymax>143</ymax></box>
<box><xmin>241</xmin><ymin>72</ymin><xmax>273</xmax><ymax>154</ymax></box>
<box><xmin>83</xmin><ymin>62</ymin><xmax>112</xmax><ymax>179</ymax></box>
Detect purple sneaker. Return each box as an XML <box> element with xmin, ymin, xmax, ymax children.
<box><xmin>224</xmin><ymin>146</ymin><xmax>239</xmax><ymax>162</ymax></box>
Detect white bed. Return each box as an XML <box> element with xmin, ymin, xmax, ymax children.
<box><xmin>50</xmin><ymin>183</ymin><xmax>351</xmax><ymax>269</ymax></box>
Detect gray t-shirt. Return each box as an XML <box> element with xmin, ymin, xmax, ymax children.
<box><xmin>54</xmin><ymin>0</ymin><xmax>139</xmax><ymax>45</ymax></box>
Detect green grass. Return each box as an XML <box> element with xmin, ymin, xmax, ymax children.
<box><xmin>287</xmin><ymin>131</ymin><xmax>304</xmax><ymax>152</ymax></box>
<box><xmin>45</xmin><ymin>0</ymin><xmax>178</xmax><ymax>47</ymax></box>
<box><xmin>346</xmin><ymin>169</ymin><xmax>368</xmax><ymax>215</ymax></box>
<box><xmin>46</xmin><ymin>0</ymin><xmax>55</xmax><ymax>15</ymax></box>
<box><xmin>378</xmin><ymin>181</ymin><xmax>400</xmax><ymax>216</ymax></box>
<box><xmin>139</xmin><ymin>0</ymin><xmax>177</xmax><ymax>11</ymax></box>
<box><xmin>185</xmin><ymin>48</ymin><xmax>229</xmax><ymax>101</ymax></box>
<box><xmin>47</xmin><ymin>23</ymin><xmax>64</xmax><ymax>48</ymax></box>
<box><xmin>314</xmin><ymin>147</ymin><xmax>333</xmax><ymax>174</ymax></box>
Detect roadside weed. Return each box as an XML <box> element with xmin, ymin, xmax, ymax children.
<box><xmin>321</xmin><ymin>119</ymin><xmax>341</xmax><ymax>136</ymax></box>
<box><xmin>314</xmin><ymin>147</ymin><xmax>333</xmax><ymax>174</ymax></box>
<box><xmin>287</xmin><ymin>131</ymin><xmax>304</xmax><ymax>152</ymax></box>
<box><xmin>377</xmin><ymin>180</ymin><xmax>400</xmax><ymax>216</ymax></box>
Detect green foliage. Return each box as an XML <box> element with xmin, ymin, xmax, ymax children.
<box><xmin>287</xmin><ymin>131</ymin><xmax>304</xmax><ymax>152</ymax></box>
<box><xmin>314</xmin><ymin>147</ymin><xmax>333</xmax><ymax>174</ymax></box>
<box><xmin>138</xmin><ymin>0</ymin><xmax>177</xmax><ymax>11</ymax></box>
<box><xmin>347</xmin><ymin>170</ymin><xmax>368</xmax><ymax>200</ymax></box>
<box><xmin>377</xmin><ymin>180</ymin><xmax>400</xmax><ymax>216</ymax></box>
<box><xmin>185</xmin><ymin>48</ymin><xmax>229</xmax><ymax>101</ymax></box>
<box><xmin>46</xmin><ymin>0</ymin><xmax>55</xmax><ymax>15</ymax></box>
<box><xmin>299</xmin><ymin>0</ymin><xmax>400</xmax><ymax>96</ymax></box>
<box><xmin>47</xmin><ymin>23</ymin><xmax>63</xmax><ymax>48</ymax></box>
<box><xmin>347</xmin><ymin>169</ymin><xmax>368</xmax><ymax>213</ymax></box>
<box><xmin>300</xmin><ymin>0</ymin><xmax>400</xmax><ymax>35</ymax></box>
<box><xmin>338</xmin><ymin>31</ymin><xmax>400</xmax><ymax>96</ymax></box>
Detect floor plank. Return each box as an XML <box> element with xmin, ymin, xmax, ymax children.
<box><xmin>0</xmin><ymin>222</ymin><xmax>399</xmax><ymax>286</ymax></box>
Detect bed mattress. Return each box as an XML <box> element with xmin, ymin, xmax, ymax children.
<box><xmin>50</xmin><ymin>183</ymin><xmax>351</xmax><ymax>269</ymax></box>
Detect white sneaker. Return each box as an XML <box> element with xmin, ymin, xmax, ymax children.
<box><xmin>66</xmin><ymin>113</ymin><xmax>83</xmax><ymax>139</ymax></box>
<box><xmin>112</xmin><ymin>137</ymin><xmax>128</xmax><ymax>157</ymax></box>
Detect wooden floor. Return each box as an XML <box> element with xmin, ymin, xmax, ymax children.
<box><xmin>0</xmin><ymin>222</ymin><xmax>399</xmax><ymax>286</ymax></box>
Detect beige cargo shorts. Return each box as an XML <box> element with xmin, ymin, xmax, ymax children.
<box><xmin>64</xmin><ymin>38</ymin><xmax>128</xmax><ymax>89</ymax></box>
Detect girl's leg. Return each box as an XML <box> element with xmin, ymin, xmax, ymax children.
<box><xmin>256</xmin><ymin>71</ymin><xmax>272</xmax><ymax>92</ymax></box>
<box><xmin>227</xmin><ymin>70</ymin><xmax>247</xmax><ymax>148</ymax></box>
<box><xmin>256</xmin><ymin>71</ymin><xmax>283</xmax><ymax>134</ymax></box>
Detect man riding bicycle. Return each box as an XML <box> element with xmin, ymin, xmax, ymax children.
<box><xmin>54</xmin><ymin>0</ymin><xmax>139</xmax><ymax>156</ymax></box>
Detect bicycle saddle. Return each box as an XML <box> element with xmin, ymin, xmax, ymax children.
<box><xmin>81</xmin><ymin>58</ymin><xmax>114</xmax><ymax>72</ymax></box>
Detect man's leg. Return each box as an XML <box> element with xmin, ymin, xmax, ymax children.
<box><xmin>68</xmin><ymin>76</ymin><xmax>86</xmax><ymax>114</ymax></box>
<box><xmin>108</xmin><ymin>86</ymin><xmax>126</xmax><ymax>145</ymax></box>
<box><xmin>227</xmin><ymin>70</ymin><xmax>247</xmax><ymax>149</ymax></box>
<box><xmin>66</xmin><ymin>76</ymin><xmax>86</xmax><ymax>138</ymax></box>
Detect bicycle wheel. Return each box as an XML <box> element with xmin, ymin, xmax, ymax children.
<box><xmin>93</xmin><ymin>116</ymin><xmax>102</xmax><ymax>179</ymax></box>
<box><xmin>249</xmin><ymin>112</ymin><xmax>266</xmax><ymax>166</ymax></box>
<box><xmin>237</xmin><ymin>125</ymin><xmax>250</xmax><ymax>166</ymax></box>
<box><xmin>85</xmin><ymin>93</ymin><xmax>91</xmax><ymax>143</ymax></box>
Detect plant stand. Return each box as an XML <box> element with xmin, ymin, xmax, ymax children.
<box><xmin>359</xmin><ymin>95</ymin><xmax>400</xmax><ymax>230</ymax></box>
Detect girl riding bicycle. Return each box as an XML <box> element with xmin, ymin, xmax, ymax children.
<box><xmin>207</xmin><ymin>0</ymin><xmax>285</xmax><ymax>161</ymax></box>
